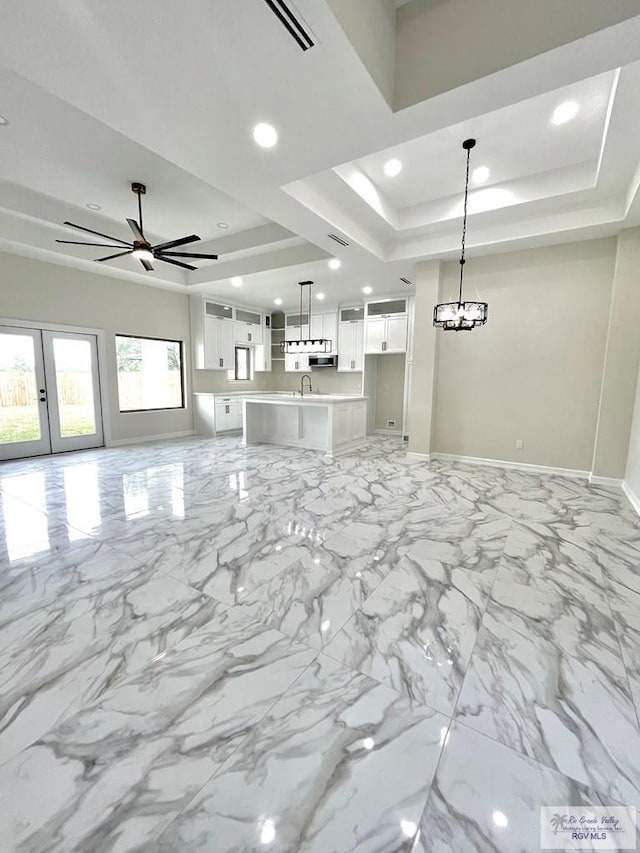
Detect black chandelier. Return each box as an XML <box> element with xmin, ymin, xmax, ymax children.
<box><xmin>433</xmin><ymin>138</ymin><xmax>488</xmax><ymax>331</ymax></box>
<box><xmin>280</xmin><ymin>281</ymin><xmax>332</xmax><ymax>354</ymax></box>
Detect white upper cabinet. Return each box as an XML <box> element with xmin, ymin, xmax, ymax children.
<box><xmin>204</xmin><ymin>316</ymin><xmax>235</xmax><ymax>370</ymax></box>
<box><xmin>192</xmin><ymin>295</ymin><xmax>271</xmax><ymax>371</ymax></box>
<box><xmin>284</xmin><ymin>353</ymin><xmax>309</xmax><ymax>372</ymax></box>
<box><xmin>234</xmin><ymin>308</ymin><xmax>263</xmax><ymax>345</ymax></box>
<box><xmin>363</xmin><ymin>299</ymin><xmax>408</xmax><ymax>354</ymax></box>
<box><xmin>310</xmin><ymin>311</ymin><xmax>337</xmax><ymax>351</ymax></box>
<box><xmin>338</xmin><ymin>320</ymin><xmax>364</xmax><ymax>372</ymax></box>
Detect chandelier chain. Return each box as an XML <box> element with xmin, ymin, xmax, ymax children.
<box><xmin>458</xmin><ymin>144</ymin><xmax>472</xmax><ymax>305</ymax></box>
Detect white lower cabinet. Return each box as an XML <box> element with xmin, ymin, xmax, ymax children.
<box><xmin>215</xmin><ymin>398</ymin><xmax>243</xmax><ymax>431</ymax></box>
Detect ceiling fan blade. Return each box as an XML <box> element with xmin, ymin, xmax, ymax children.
<box><xmin>126</xmin><ymin>218</ymin><xmax>146</xmax><ymax>242</ymax></box>
<box><xmin>140</xmin><ymin>258</ymin><xmax>154</xmax><ymax>272</ymax></box>
<box><xmin>158</xmin><ymin>251</ymin><xmax>218</xmax><ymax>260</ymax></box>
<box><xmin>95</xmin><ymin>250</ymin><xmax>133</xmax><ymax>262</ymax></box>
<box><xmin>56</xmin><ymin>240</ymin><xmax>133</xmax><ymax>248</ymax></box>
<box><xmin>152</xmin><ymin>234</ymin><xmax>200</xmax><ymax>251</ymax></box>
<box><xmin>157</xmin><ymin>255</ymin><xmax>197</xmax><ymax>271</ymax></box>
<box><xmin>63</xmin><ymin>221</ymin><xmax>131</xmax><ymax>246</ymax></box>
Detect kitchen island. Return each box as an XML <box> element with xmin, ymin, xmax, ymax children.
<box><xmin>243</xmin><ymin>394</ymin><xmax>368</xmax><ymax>457</ymax></box>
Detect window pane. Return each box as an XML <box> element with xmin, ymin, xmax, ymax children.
<box><xmin>52</xmin><ymin>338</ymin><xmax>96</xmax><ymax>436</ymax></box>
<box><xmin>0</xmin><ymin>333</ymin><xmax>41</xmax><ymax>444</ymax></box>
<box><xmin>116</xmin><ymin>335</ymin><xmax>183</xmax><ymax>411</ymax></box>
<box><xmin>235</xmin><ymin>347</ymin><xmax>249</xmax><ymax>380</ymax></box>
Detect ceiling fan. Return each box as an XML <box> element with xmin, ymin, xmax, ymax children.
<box><xmin>56</xmin><ymin>182</ymin><xmax>219</xmax><ymax>272</ymax></box>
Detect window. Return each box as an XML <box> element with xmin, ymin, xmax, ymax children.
<box><xmin>115</xmin><ymin>335</ymin><xmax>184</xmax><ymax>412</ymax></box>
<box><xmin>229</xmin><ymin>346</ymin><xmax>252</xmax><ymax>381</ymax></box>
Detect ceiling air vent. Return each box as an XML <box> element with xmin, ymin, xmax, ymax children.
<box><xmin>400</xmin><ymin>277</ymin><xmax>413</xmax><ymax>286</ymax></box>
<box><xmin>328</xmin><ymin>233</ymin><xmax>349</xmax><ymax>247</ymax></box>
<box><xmin>263</xmin><ymin>0</ymin><xmax>315</xmax><ymax>51</ymax></box>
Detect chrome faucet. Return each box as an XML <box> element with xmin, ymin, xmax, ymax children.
<box><xmin>300</xmin><ymin>374</ymin><xmax>313</xmax><ymax>396</ymax></box>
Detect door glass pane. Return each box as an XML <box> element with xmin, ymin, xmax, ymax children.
<box><xmin>0</xmin><ymin>333</ymin><xmax>41</xmax><ymax>444</ymax></box>
<box><xmin>52</xmin><ymin>338</ymin><xmax>96</xmax><ymax>436</ymax></box>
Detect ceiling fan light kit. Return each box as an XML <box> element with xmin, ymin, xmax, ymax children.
<box><xmin>56</xmin><ymin>182</ymin><xmax>220</xmax><ymax>272</ymax></box>
<box><xmin>433</xmin><ymin>139</ymin><xmax>489</xmax><ymax>331</ymax></box>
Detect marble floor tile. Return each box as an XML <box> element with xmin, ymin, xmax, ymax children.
<box><xmin>0</xmin><ymin>435</ymin><xmax>638</xmax><ymax>852</ymax></box>
<box><xmin>0</xmin><ymin>612</ymin><xmax>316</xmax><ymax>853</ymax></box>
<box><xmin>455</xmin><ymin>609</ymin><xmax>640</xmax><ymax>805</ymax></box>
<box><xmin>0</xmin><ymin>550</ymin><xmax>223</xmax><ymax>765</ymax></box>
<box><xmin>606</xmin><ymin>579</ymin><xmax>640</xmax><ymax>721</ymax></box>
<box><xmin>236</xmin><ymin>546</ymin><xmax>388</xmax><ymax>650</ymax></box>
<box><xmin>414</xmin><ymin>722</ymin><xmax>632</xmax><ymax>853</ymax></box>
<box><xmin>323</xmin><ymin>555</ymin><xmax>492</xmax><ymax>714</ymax></box>
<box><xmin>157</xmin><ymin>654</ymin><xmax>447</xmax><ymax>853</ymax></box>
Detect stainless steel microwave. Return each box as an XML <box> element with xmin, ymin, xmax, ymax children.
<box><xmin>308</xmin><ymin>355</ymin><xmax>337</xmax><ymax>368</ymax></box>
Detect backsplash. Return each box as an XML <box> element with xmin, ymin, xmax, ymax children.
<box><xmin>266</xmin><ymin>361</ymin><xmax>363</xmax><ymax>395</ymax></box>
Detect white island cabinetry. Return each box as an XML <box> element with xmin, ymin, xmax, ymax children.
<box><xmin>244</xmin><ymin>395</ymin><xmax>367</xmax><ymax>457</ymax></box>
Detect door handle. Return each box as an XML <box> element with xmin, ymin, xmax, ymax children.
<box><xmin>248</xmin><ymin>332</ymin><xmax>252</xmax><ymax>342</ymax></box>
<box><xmin>382</xmin><ymin>341</ymin><xmax>386</xmax><ymax>351</ymax></box>
<box><xmin>219</xmin><ymin>357</ymin><xmax>223</xmax><ymax>367</ymax></box>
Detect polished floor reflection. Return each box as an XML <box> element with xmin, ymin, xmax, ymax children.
<box><xmin>0</xmin><ymin>435</ymin><xmax>639</xmax><ymax>852</ymax></box>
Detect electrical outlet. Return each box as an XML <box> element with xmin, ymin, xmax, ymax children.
<box><xmin>516</xmin><ymin>439</ymin><xmax>524</xmax><ymax>449</ymax></box>
<box><xmin>387</xmin><ymin>420</ymin><xmax>396</xmax><ymax>428</ymax></box>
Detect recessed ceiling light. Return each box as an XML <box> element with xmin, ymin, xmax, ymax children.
<box><xmin>384</xmin><ymin>158</ymin><xmax>402</xmax><ymax>177</ymax></box>
<box><xmin>551</xmin><ymin>101</ymin><xmax>579</xmax><ymax>125</ymax></box>
<box><xmin>328</xmin><ymin>258</ymin><xmax>341</xmax><ymax>270</ymax></box>
<box><xmin>316</xmin><ymin>292</ymin><xmax>325</xmax><ymax>300</ymax></box>
<box><xmin>253</xmin><ymin>122</ymin><xmax>278</xmax><ymax>148</ymax></box>
<box><xmin>274</xmin><ymin>297</ymin><xmax>283</xmax><ymax>305</ymax></box>
<box><xmin>472</xmin><ymin>166</ymin><xmax>490</xmax><ymax>185</ymax></box>
<box><xmin>0</xmin><ymin>115</ymin><xmax>9</xmax><ymax>126</ymax></box>
<box><xmin>362</xmin><ymin>286</ymin><xmax>372</xmax><ymax>294</ymax></box>
<box><xmin>86</xmin><ymin>203</ymin><xmax>102</xmax><ymax>211</ymax></box>
<box><xmin>230</xmin><ymin>276</ymin><xmax>243</xmax><ymax>287</ymax></box>
<box><xmin>217</xmin><ymin>222</ymin><xmax>229</xmax><ymax>229</ymax></box>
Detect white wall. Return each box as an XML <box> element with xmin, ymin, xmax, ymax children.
<box><xmin>433</xmin><ymin>239</ymin><xmax>616</xmax><ymax>471</ymax></box>
<box><xmin>326</xmin><ymin>0</ymin><xmax>396</xmax><ymax>107</ymax></box>
<box><xmin>624</xmin><ymin>364</ymin><xmax>640</xmax><ymax>507</ymax></box>
<box><xmin>592</xmin><ymin>227</ymin><xmax>640</xmax><ymax>479</ymax></box>
<box><xmin>395</xmin><ymin>0</ymin><xmax>640</xmax><ymax>109</ymax></box>
<box><xmin>374</xmin><ymin>353</ymin><xmax>405</xmax><ymax>431</ymax></box>
<box><xmin>0</xmin><ymin>251</ymin><xmax>193</xmax><ymax>443</ymax></box>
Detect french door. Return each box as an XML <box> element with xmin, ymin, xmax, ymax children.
<box><xmin>0</xmin><ymin>325</ymin><xmax>104</xmax><ymax>461</ymax></box>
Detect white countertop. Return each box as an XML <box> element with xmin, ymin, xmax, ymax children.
<box><xmin>245</xmin><ymin>394</ymin><xmax>367</xmax><ymax>404</ymax></box>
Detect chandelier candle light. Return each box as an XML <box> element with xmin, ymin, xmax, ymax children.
<box><xmin>280</xmin><ymin>281</ymin><xmax>333</xmax><ymax>354</ymax></box>
<box><xmin>433</xmin><ymin>139</ymin><xmax>488</xmax><ymax>331</ymax></box>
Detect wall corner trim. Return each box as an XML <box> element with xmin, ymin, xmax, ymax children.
<box><xmin>106</xmin><ymin>429</ymin><xmax>195</xmax><ymax>447</ymax></box>
<box><xmin>431</xmin><ymin>453</ymin><xmax>590</xmax><ymax>479</ymax></box>
<box><xmin>622</xmin><ymin>481</ymin><xmax>640</xmax><ymax>517</ymax></box>
<box><xmin>405</xmin><ymin>451</ymin><xmax>431</xmax><ymax>462</ymax></box>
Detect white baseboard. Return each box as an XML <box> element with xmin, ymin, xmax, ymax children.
<box><xmin>107</xmin><ymin>429</ymin><xmax>195</xmax><ymax>447</ymax></box>
<box><xmin>405</xmin><ymin>452</ymin><xmax>431</xmax><ymax>462</ymax></box>
<box><xmin>431</xmin><ymin>452</ymin><xmax>589</xmax><ymax>479</ymax></box>
<box><xmin>589</xmin><ymin>474</ymin><xmax>623</xmax><ymax>487</ymax></box>
<box><xmin>374</xmin><ymin>428</ymin><xmax>402</xmax><ymax>436</ymax></box>
<box><xmin>622</xmin><ymin>481</ymin><xmax>640</xmax><ymax>516</ymax></box>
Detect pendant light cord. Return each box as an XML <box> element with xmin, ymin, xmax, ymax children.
<box><xmin>458</xmin><ymin>143</ymin><xmax>472</xmax><ymax>305</ymax></box>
